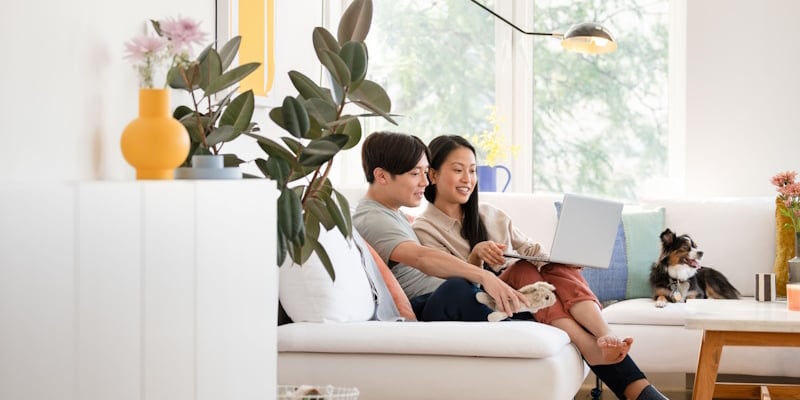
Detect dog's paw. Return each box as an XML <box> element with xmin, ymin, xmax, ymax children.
<box><xmin>655</xmin><ymin>299</ymin><xmax>667</xmax><ymax>308</ymax></box>
<box><xmin>487</xmin><ymin>311</ymin><xmax>508</xmax><ymax>322</ymax></box>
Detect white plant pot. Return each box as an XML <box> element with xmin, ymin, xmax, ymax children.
<box><xmin>174</xmin><ymin>155</ymin><xmax>242</xmax><ymax>179</ymax></box>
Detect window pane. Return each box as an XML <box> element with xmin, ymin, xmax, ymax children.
<box><xmin>360</xmin><ymin>0</ymin><xmax>669</xmax><ymax>201</ymax></box>
<box><xmin>366</xmin><ymin>0</ymin><xmax>496</xmax><ymax>145</ymax></box>
<box><xmin>532</xmin><ymin>0</ymin><xmax>669</xmax><ymax>199</ymax></box>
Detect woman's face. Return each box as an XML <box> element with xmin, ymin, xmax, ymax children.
<box><xmin>429</xmin><ymin>146</ymin><xmax>477</xmax><ymax>205</ymax></box>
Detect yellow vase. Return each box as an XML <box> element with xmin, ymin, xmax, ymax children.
<box><xmin>120</xmin><ymin>88</ymin><xmax>190</xmax><ymax>179</ymax></box>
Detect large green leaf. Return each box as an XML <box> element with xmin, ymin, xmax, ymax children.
<box><xmin>312</xmin><ymin>27</ymin><xmax>340</xmax><ymax>65</ymax></box>
<box><xmin>221</xmin><ymin>153</ymin><xmax>244</xmax><ymax>167</ymax></box>
<box><xmin>173</xmin><ymin>105</ymin><xmax>194</xmax><ymax>120</ymax></box>
<box><xmin>335</xmin><ymin>117</ymin><xmax>362</xmax><ymax>150</ymax></box>
<box><xmin>198</xmin><ymin>49</ymin><xmax>223</xmax><ymax>93</ymax></box>
<box><xmin>257</xmin><ymin>156</ymin><xmax>291</xmax><ymax>186</ymax></box>
<box><xmin>288</xmin><ymin>70</ymin><xmax>333</xmax><ymax>103</ymax></box>
<box><xmin>339</xmin><ymin>42</ymin><xmax>368</xmax><ymax>85</ymax></box>
<box><xmin>219</xmin><ymin>90</ymin><xmax>255</xmax><ymax>133</ymax></box>
<box><xmin>337</xmin><ymin>0</ymin><xmax>372</xmax><ymax>44</ymax></box>
<box><xmin>218</xmin><ymin>36</ymin><xmax>242</xmax><ymax>70</ymax></box>
<box><xmin>277</xmin><ymin>233</ymin><xmax>288</xmax><ymax>266</ymax></box>
<box><xmin>299</xmin><ymin>217</ymin><xmax>321</xmax><ymax>263</ymax></box>
<box><xmin>268</xmin><ymin>106</ymin><xmax>286</xmax><ymax>131</ymax></box>
<box><xmin>169</xmin><ymin>63</ymin><xmax>200</xmax><ymax>91</ymax></box>
<box><xmin>279</xmin><ymin>136</ymin><xmax>303</xmax><ymax>156</ymax></box>
<box><xmin>303</xmin><ymin>114</ymin><xmax>325</xmax><ymax>140</ymax></box>
<box><xmin>312</xmin><ymin>237</ymin><xmax>335</xmax><ymax>281</ymax></box>
<box><xmin>351</xmin><ymin>101</ymin><xmax>397</xmax><ymax>125</ymax></box>
<box><xmin>319</xmin><ymin>49</ymin><xmax>351</xmax><ymax>88</ymax></box>
<box><xmin>246</xmin><ymin>133</ymin><xmax>297</xmax><ymax>164</ymax></box>
<box><xmin>330</xmin><ymin>75</ymin><xmax>345</xmax><ymax>104</ymax></box>
<box><xmin>204</xmin><ymin>62</ymin><xmax>260</xmax><ymax>96</ymax></box>
<box><xmin>179</xmin><ymin>114</ymin><xmax>211</xmax><ymax>143</ymax></box>
<box><xmin>298</xmin><ymin>135</ymin><xmax>349</xmax><ymax>167</ymax></box>
<box><xmin>348</xmin><ymin>79</ymin><xmax>391</xmax><ymax>113</ymax></box>
<box><xmin>280</xmin><ymin>96</ymin><xmax>310</xmax><ymax>138</ymax></box>
<box><xmin>278</xmin><ymin>188</ymin><xmax>304</xmax><ymax>246</ymax></box>
<box><xmin>332</xmin><ymin>189</ymin><xmax>353</xmax><ymax>237</ymax></box>
<box><xmin>305</xmin><ymin>197</ymin><xmax>334</xmax><ymax>230</ymax></box>
<box><xmin>322</xmin><ymin>195</ymin><xmax>348</xmax><ymax>238</ymax></box>
<box><xmin>195</xmin><ymin>42</ymin><xmax>214</xmax><ymax>64</ymax></box>
<box><xmin>305</xmin><ymin>98</ymin><xmax>338</xmax><ymax>126</ymax></box>
<box><xmin>205</xmin><ymin>126</ymin><xmax>236</xmax><ymax>146</ymax></box>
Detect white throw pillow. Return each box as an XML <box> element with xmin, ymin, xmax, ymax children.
<box><xmin>279</xmin><ymin>227</ymin><xmax>375</xmax><ymax>322</ymax></box>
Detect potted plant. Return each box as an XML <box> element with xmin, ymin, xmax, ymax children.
<box><xmin>249</xmin><ymin>0</ymin><xmax>395</xmax><ymax>279</ymax></box>
<box><xmin>468</xmin><ymin>107</ymin><xmax>518</xmax><ymax>192</ymax></box>
<box><xmin>153</xmin><ymin>20</ymin><xmax>262</xmax><ymax>179</ymax></box>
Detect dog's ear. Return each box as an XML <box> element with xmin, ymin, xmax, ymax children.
<box><xmin>660</xmin><ymin>229</ymin><xmax>675</xmax><ymax>245</ymax></box>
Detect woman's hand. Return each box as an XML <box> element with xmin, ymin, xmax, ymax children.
<box><xmin>469</xmin><ymin>241</ymin><xmax>508</xmax><ymax>267</ymax></box>
<box><xmin>478</xmin><ymin>270</ymin><xmax>530</xmax><ymax>315</ymax></box>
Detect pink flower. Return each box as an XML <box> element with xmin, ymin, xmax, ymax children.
<box><xmin>159</xmin><ymin>16</ymin><xmax>207</xmax><ymax>54</ymax></box>
<box><xmin>772</xmin><ymin>170</ymin><xmax>800</xmax><ymax>233</ymax></box>
<box><xmin>785</xmin><ymin>183</ymin><xmax>800</xmax><ymax>197</ymax></box>
<box><xmin>123</xmin><ymin>35</ymin><xmax>168</xmax><ymax>62</ymax></box>
<box><xmin>772</xmin><ymin>170</ymin><xmax>798</xmax><ymax>187</ymax></box>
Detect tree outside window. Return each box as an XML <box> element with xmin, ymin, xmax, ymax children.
<box><xmin>362</xmin><ymin>0</ymin><xmax>668</xmax><ymax>200</ymax></box>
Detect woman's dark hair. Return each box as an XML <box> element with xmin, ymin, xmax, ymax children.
<box><xmin>426</xmin><ymin>135</ymin><xmax>488</xmax><ymax>251</ymax></box>
<box><xmin>361</xmin><ymin>131</ymin><xmax>430</xmax><ymax>183</ymax></box>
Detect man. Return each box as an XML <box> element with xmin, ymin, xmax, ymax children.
<box><xmin>352</xmin><ymin>131</ymin><xmax>669</xmax><ymax>400</ymax></box>
<box><xmin>352</xmin><ymin>131</ymin><xmax>528</xmax><ymax>321</ymax></box>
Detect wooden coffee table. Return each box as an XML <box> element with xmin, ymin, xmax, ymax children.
<box><xmin>685</xmin><ymin>299</ymin><xmax>800</xmax><ymax>400</ymax></box>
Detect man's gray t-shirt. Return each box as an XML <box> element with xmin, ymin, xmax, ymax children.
<box><xmin>353</xmin><ymin>198</ymin><xmax>444</xmax><ymax>299</ymax></box>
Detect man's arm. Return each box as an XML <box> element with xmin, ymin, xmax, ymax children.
<box><xmin>391</xmin><ymin>241</ymin><xmax>529</xmax><ymax>315</ymax></box>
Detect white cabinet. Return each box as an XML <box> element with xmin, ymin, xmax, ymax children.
<box><xmin>0</xmin><ymin>181</ymin><xmax>278</xmax><ymax>400</ymax></box>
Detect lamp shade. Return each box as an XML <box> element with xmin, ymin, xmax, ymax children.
<box><xmin>560</xmin><ymin>22</ymin><xmax>617</xmax><ymax>54</ymax></box>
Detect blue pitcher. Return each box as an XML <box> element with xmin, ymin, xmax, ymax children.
<box><xmin>477</xmin><ymin>165</ymin><xmax>511</xmax><ymax>192</ymax></box>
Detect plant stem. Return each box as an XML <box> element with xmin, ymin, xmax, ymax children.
<box><xmin>181</xmin><ymin>67</ymin><xmax>209</xmax><ymax>151</ymax></box>
<box><xmin>301</xmin><ymin>86</ymin><xmax>349</xmax><ymax>205</ymax></box>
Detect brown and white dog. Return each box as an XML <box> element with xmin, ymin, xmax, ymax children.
<box><xmin>649</xmin><ymin>229</ymin><xmax>740</xmax><ymax>308</ymax></box>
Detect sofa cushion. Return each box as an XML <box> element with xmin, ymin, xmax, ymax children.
<box><xmin>279</xmin><ymin>228</ymin><xmax>376</xmax><ymax>322</ymax></box>
<box><xmin>554</xmin><ymin>203</ymin><xmax>665</xmax><ymax>302</ymax></box>
<box><xmin>279</xmin><ymin>320</ymin><xmax>572</xmax><ymax>359</ymax></box>
<box><xmin>365</xmin><ymin>241</ymin><xmax>417</xmax><ymax>321</ymax></box>
<box><xmin>602</xmin><ymin>298</ymin><xmax>687</xmax><ymax>326</ymax></box>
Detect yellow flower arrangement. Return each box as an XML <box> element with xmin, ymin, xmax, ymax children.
<box><xmin>468</xmin><ymin>108</ymin><xmax>519</xmax><ymax>166</ymax></box>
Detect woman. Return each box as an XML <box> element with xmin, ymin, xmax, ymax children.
<box><xmin>412</xmin><ymin>135</ymin><xmax>668</xmax><ymax>400</ymax></box>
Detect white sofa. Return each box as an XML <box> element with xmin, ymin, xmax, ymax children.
<box><xmin>277</xmin><ymin>191</ymin><xmax>800</xmax><ymax>399</ymax></box>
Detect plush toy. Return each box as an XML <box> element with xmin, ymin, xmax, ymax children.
<box><xmin>475</xmin><ymin>281</ymin><xmax>557</xmax><ymax>322</ymax></box>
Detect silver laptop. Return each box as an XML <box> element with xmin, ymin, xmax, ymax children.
<box><xmin>504</xmin><ymin>193</ymin><xmax>623</xmax><ymax>269</ymax></box>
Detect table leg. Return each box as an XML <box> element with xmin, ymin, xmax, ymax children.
<box><xmin>692</xmin><ymin>330</ymin><xmax>724</xmax><ymax>400</ymax></box>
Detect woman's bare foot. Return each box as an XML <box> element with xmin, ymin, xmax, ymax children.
<box><xmin>594</xmin><ymin>335</ymin><xmax>633</xmax><ymax>364</ymax></box>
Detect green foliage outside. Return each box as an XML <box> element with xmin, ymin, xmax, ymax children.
<box><xmin>366</xmin><ymin>0</ymin><xmax>668</xmax><ymax>200</ymax></box>
<box><xmin>531</xmin><ymin>0</ymin><xmax>669</xmax><ymax>199</ymax></box>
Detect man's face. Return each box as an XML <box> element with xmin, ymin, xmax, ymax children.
<box><xmin>382</xmin><ymin>155</ymin><xmax>429</xmax><ymax>209</ymax></box>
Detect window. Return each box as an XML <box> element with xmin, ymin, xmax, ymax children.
<box><xmin>530</xmin><ymin>0</ymin><xmax>669</xmax><ymax>199</ymax></box>
<box><xmin>339</xmin><ymin>0</ymin><xmax>669</xmax><ymax>201</ymax></box>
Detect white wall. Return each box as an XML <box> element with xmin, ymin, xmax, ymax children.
<box><xmin>0</xmin><ymin>0</ymin><xmax>213</xmax><ymax>181</ymax></box>
<box><xmin>0</xmin><ymin>0</ymin><xmax>323</xmax><ymax>182</ymax></box>
<box><xmin>2</xmin><ymin>0</ymin><xmax>798</xmax><ymax>198</ymax></box>
<box><xmin>684</xmin><ymin>0</ymin><xmax>800</xmax><ymax>196</ymax></box>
